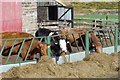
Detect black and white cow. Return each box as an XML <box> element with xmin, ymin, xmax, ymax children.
<box><xmin>35</xmin><ymin>28</ymin><xmax>67</xmax><ymax>61</ymax></box>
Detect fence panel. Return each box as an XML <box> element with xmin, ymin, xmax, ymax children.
<box><xmin>74</xmin><ymin>18</ymin><xmax>118</xmax><ymax>29</ymax></box>
<box><xmin>85</xmin><ymin>26</ymin><xmax>118</xmax><ymax>54</ymax></box>
<box><xmin>0</xmin><ymin>36</ymin><xmax>47</xmax><ymax>65</ymax></box>
<box><xmin>0</xmin><ymin>27</ymin><xmax>119</xmax><ymax>65</ymax></box>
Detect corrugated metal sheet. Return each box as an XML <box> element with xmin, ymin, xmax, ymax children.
<box><xmin>0</xmin><ymin>2</ymin><xmax>22</xmax><ymax>32</ymax></box>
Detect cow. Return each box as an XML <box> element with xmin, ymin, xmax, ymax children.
<box><xmin>58</xmin><ymin>27</ymin><xmax>102</xmax><ymax>53</ymax></box>
<box><xmin>0</xmin><ymin>32</ymin><xmax>50</xmax><ymax>62</ymax></box>
<box><xmin>35</xmin><ymin>28</ymin><xmax>67</xmax><ymax>61</ymax></box>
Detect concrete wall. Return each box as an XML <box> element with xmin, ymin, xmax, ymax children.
<box><xmin>22</xmin><ymin>2</ymin><xmax>37</xmax><ymax>35</ymax></box>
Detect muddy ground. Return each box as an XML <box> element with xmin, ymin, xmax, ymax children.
<box><xmin>1</xmin><ymin>52</ymin><xmax>119</xmax><ymax>78</ymax></box>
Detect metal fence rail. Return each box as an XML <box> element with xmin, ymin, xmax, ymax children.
<box><xmin>74</xmin><ymin>18</ymin><xmax>118</xmax><ymax>29</ymax></box>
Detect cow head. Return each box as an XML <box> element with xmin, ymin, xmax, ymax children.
<box><xmin>37</xmin><ymin>42</ymin><xmax>51</xmax><ymax>56</ymax></box>
<box><xmin>59</xmin><ymin>39</ymin><xmax>67</xmax><ymax>53</ymax></box>
<box><xmin>92</xmin><ymin>42</ymin><xmax>102</xmax><ymax>53</ymax></box>
<box><xmin>89</xmin><ymin>32</ymin><xmax>102</xmax><ymax>53</ymax></box>
<box><xmin>50</xmin><ymin>32</ymin><xmax>68</xmax><ymax>55</ymax></box>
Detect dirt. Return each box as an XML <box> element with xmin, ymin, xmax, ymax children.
<box><xmin>1</xmin><ymin>52</ymin><xmax>119</xmax><ymax>78</ymax></box>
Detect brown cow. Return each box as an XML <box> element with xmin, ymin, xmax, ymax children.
<box><xmin>118</xmin><ymin>22</ymin><xmax>120</xmax><ymax>32</ymax></box>
<box><xmin>0</xmin><ymin>32</ymin><xmax>50</xmax><ymax>61</ymax></box>
<box><xmin>58</xmin><ymin>27</ymin><xmax>102</xmax><ymax>53</ymax></box>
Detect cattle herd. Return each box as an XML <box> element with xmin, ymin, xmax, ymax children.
<box><xmin>0</xmin><ymin>26</ymin><xmax>103</xmax><ymax>63</ymax></box>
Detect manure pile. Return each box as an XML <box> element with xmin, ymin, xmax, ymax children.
<box><xmin>1</xmin><ymin>53</ymin><xmax>119</xmax><ymax>78</ymax></box>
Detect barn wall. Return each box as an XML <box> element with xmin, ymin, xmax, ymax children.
<box><xmin>0</xmin><ymin>2</ymin><xmax>2</xmax><ymax>32</ymax></box>
<box><xmin>0</xmin><ymin>2</ymin><xmax>22</xmax><ymax>32</ymax></box>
